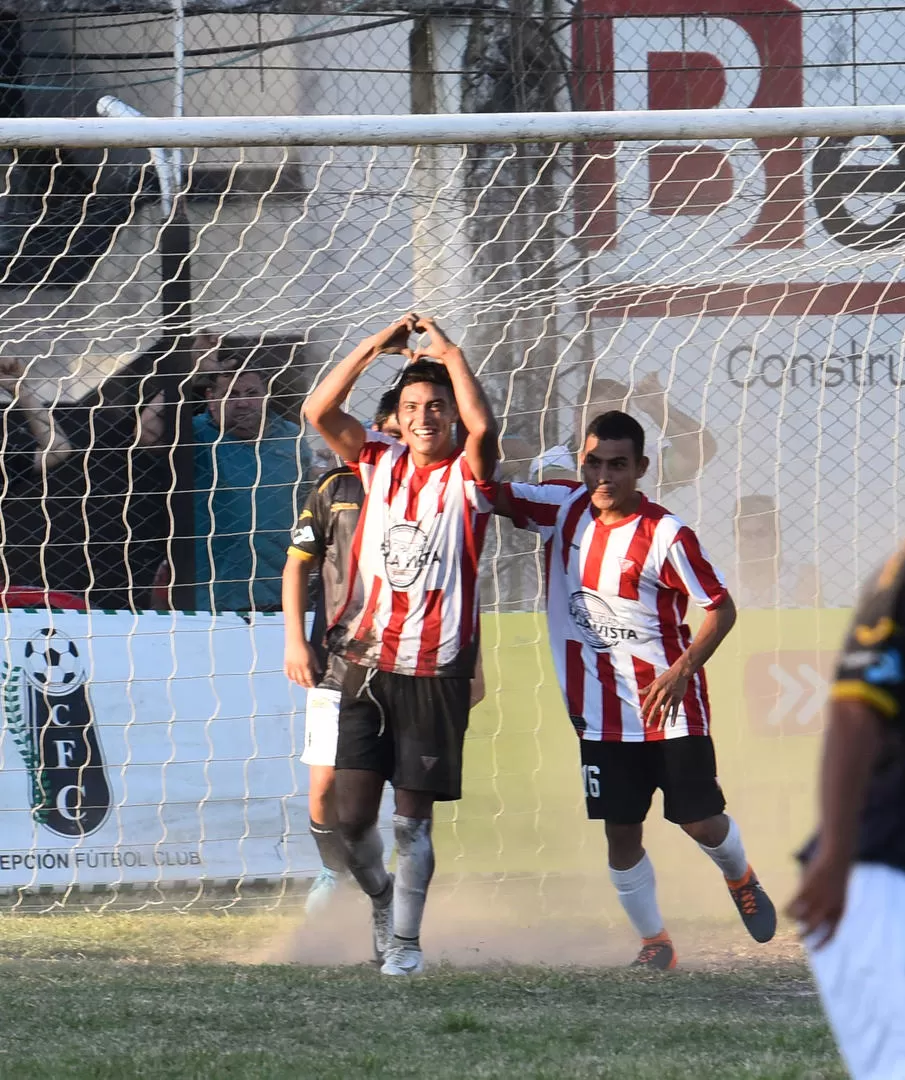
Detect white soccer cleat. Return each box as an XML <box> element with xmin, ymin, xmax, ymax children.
<box><xmin>304</xmin><ymin>867</ymin><xmax>340</xmax><ymax>918</ymax></box>
<box><xmin>380</xmin><ymin>942</ymin><xmax>425</xmax><ymax>976</ymax></box>
<box><xmin>371</xmin><ymin>875</ymin><xmax>394</xmax><ymax>964</ymax></box>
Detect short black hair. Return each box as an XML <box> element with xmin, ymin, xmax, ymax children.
<box><xmin>374</xmin><ymin>387</ymin><xmax>400</xmax><ymax>429</ymax></box>
<box><xmin>395</xmin><ymin>359</ymin><xmax>454</xmax><ymax>397</ymax></box>
<box><xmin>585</xmin><ymin>410</ymin><xmax>645</xmax><ymax>461</ymax></box>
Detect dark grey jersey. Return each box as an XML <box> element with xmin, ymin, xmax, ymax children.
<box><xmin>800</xmin><ymin>544</ymin><xmax>905</xmax><ymax>872</ymax></box>
<box><xmin>287</xmin><ymin>467</ymin><xmax>363</xmax><ymax>692</ymax></box>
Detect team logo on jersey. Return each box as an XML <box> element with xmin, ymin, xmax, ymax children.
<box><xmin>292</xmin><ymin>524</ymin><xmax>316</xmax><ymax>545</ymax></box>
<box><xmin>3</xmin><ymin>628</ymin><xmax>111</xmax><ymax>836</ymax></box>
<box><xmin>568</xmin><ymin>590</ymin><xmax>639</xmax><ymax>651</ymax></box>
<box><xmin>382</xmin><ymin>523</ymin><xmax>441</xmax><ymax>589</ymax></box>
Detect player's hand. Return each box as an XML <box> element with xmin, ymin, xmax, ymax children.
<box><xmin>639</xmin><ymin>664</ymin><xmax>689</xmax><ymax>731</ymax></box>
<box><xmin>365</xmin><ymin>314</ymin><xmax>417</xmax><ymax>359</ymax></box>
<box><xmin>411</xmin><ymin>316</ymin><xmax>463</xmax><ymax>365</ymax></box>
<box><xmin>191</xmin><ymin>331</ymin><xmax>221</xmax><ymax>374</ymax></box>
<box><xmin>284</xmin><ymin>639</ymin><xmax>322</xmax><ymax>689</ymax></box>
<box><xmin>0</xmin><ymin>357</ymin><xmax>25</xmax><ymax>394</ymax></box>
<box><xmin>787</xmin><ymin>847</ymin><xmax>850</xmax><ymax>949</ymax></box>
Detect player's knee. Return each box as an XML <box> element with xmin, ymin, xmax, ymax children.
<box><xmin>680</xmin><ymin>815</ymin><xmax>727</xmax><ymax>846</ymax></box>
<box><xmin>394</xmin><ymin>789</ymin><xmax>435</xmax><ymax>820</ymax></box>
<box><xmin>337</xmin><ymin>817</ymin><xmax>374</xmax><ymax>845</ymax></box>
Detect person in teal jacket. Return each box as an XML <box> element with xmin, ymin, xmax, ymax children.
<box><xmin>140</xmin><ymin>363</ymin><xmax>311</xmax><ymax>612</ymax></box>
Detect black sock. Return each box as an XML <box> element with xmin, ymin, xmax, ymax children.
<box><xmin>310</xmin><ymin>819</ymin><xmax>348</xmax><ymax>874</ymax></box>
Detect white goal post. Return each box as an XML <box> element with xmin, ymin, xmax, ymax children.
<box><xmin>0</xmin><ymin>105</ymin><xmax>901</xmax><ymax>911</ymax></box>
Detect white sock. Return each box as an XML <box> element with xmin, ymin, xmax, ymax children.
<box><xmin>698</xmin><ymin>816</ymin><xmax>748</xmax><ymax>880</ymax></box>
<box><xmin>392</xmin><ymin>815</ymin><xmax>434</xmax><ymax>943</ymax></box>
<box><xmin>609</xmin><ymin>853</ymin><xmax>665</xmax><ymax>940</ymax></box>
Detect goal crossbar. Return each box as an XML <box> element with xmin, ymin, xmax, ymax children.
<box><xmin>4</xmin><ymin>104</ymin><xmax>905</xmax><ymax>149</ymax></box>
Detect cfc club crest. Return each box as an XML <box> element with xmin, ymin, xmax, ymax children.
<box><xmin>382</xmin><ymin>523</ymin><xmax>440</xmax><ymax>589</ymax></box>
<box><xmin>3</xmin><ymin>628</ymin><xmax>111</xmax><ymax>836</ymax></box>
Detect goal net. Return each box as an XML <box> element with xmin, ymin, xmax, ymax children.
<box><xmin>0</xmin><ymin>105</ymin><xmax>902</xmax><ymax>923</ymax></box>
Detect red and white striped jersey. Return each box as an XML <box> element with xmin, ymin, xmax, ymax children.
<box><xmin>506</xmin><ymin>482</ymin><xmax>729</xmax><ymax>742</ymax></box>
<box><xmin>328</xmin><ymin>432</ymin><xmax>494</xmax><ymax>678</ymax></box>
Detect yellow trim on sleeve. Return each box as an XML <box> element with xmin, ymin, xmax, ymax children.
<box><xmin>286</xmin><ymin>547</ymin><xmax>316</xmax><ymax>562</ymax></box>
<box><xmin>830</xmin><ymin>680</ymin><xmax>899</xmax><ymax>719</ymax></box>
<box><xmin>317</xmin><ymin>468</ymin><xmax>354</xmax><ymax>495</ymax></box>
<box><xmin>854</xmin><ymin>617</ymin><xmax>896</xmax><ymax>647</ymax></box>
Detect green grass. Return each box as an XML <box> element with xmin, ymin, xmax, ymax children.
<box><xmin>0</xmin><ymin>911</ymin><xmax>844</xmax><ymax>1080</ymax></box>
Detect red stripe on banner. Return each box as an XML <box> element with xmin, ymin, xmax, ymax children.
<box><xmin>561</xmin><ymin>492</ymin><xmax>591</xmax><ymax>571</ymax></box>
<box><xmin>415</xmin><ymin>589</ymin><xmax>444</xmax><ymax>676</ymax></box>
<box><xmin>596</xmin><ymin>651</ymin><xmax>623</xmax><ymax>741</ymax></box>
<box><xmin>353</xmin><ymin>576</ymin><xmax>382</xmax><ymax>643</ymax></box>
<box><xmin>581</xmin><ymin>521</ymin><xmax>609</xmax><ymax>589</ymax></box>
<box><xmin>379</xmin><ymin>590</ymin><xmax>409</xmax><ymax>670</ymax></box>
<box><xmin>591</xmin><ymin>282</ymin><xmax>905</xmax><ymax>319</ymax></box>
<box><xmin>674</xmin><ymin>526</ymin><xmax>727</xmax><ymax>606</ymax></box>
<box><xmin>618</xmin><ymin>511</ymin><xmax>664</xmax><ymax>600</ymax></box>
<box><xmin>565</xmin><ymin>639</ymin><xmax>586</xmax><ymax>721</ymax></box>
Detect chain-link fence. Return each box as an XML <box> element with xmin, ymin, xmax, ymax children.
<box><xmin>0</xmin><ymin>3</ymin><xmax>901</xmax><ymax>611</ymax></box>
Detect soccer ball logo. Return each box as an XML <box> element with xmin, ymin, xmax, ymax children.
<box><xmin>22</xmin><ymin>628</ymin><xmax>85</xmax><ymax>695</ymax></box>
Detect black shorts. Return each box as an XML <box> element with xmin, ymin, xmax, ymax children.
<box><xmin>336</xmin><ymin>664</ymin><xmax>470</xmax><ymax>801</ymax></box>
<box><xmin>579</xmin><ymin>736</ymin><xmax>726</xmax><ymax>825</ymax></box>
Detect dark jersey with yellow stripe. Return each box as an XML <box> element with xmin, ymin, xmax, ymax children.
<box><xmin>286</xmin><ymin>467</ymin><xmax>363</xmax><ymax>692</ymax></box>
<box><xmin>806</xmin><ymin>545</ymin><xmax>905</xmax><ymax>870</ymax></box>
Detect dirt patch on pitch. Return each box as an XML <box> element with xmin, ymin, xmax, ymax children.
<box><xmin>235</xmin><ymin>874</ymin><xmax>804</xmax><ymax>971</ymax></box>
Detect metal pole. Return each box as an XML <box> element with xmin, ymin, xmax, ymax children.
<box><xmin>16</xmin><ymin>105</ymin><xmax>905</xmax><ymax>148</ymax></box>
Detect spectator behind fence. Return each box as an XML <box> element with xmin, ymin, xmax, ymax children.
<box><xmin>139</xmin><ymin>358</ymin><xmax>311</xmax><ymax>612</ymax></box>
<box><xmin>0</xmin><ymin>357</ymin><xmax>74</xmax><ymax>484</ymax></box>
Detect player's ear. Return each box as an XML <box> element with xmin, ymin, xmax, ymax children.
<box><xmin>637</xmin><ymin>454</ymin><xmax>650</xmax><ymax>478</ymax></box>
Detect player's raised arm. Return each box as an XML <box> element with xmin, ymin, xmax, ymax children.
<box><xmin>303</xmin><ymin>315</ymin><xmax>416</xmax><ymax>462</ymax></box>
<box><xmin>412</xmin><ymin>317</ymin><xmax>498</xmax><ymax>482</ymax></box>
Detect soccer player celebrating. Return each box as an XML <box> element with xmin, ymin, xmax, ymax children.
<box><xmin>496</xmin><ymin>410</ymin><xmax>776</xmax><ymax>969</ymax></box>
<box><xmin>303</xmin><ymin>314</ymin><xmax>497</xmax><ymax>976</ymax></box>
<box><xmin>789</xmin><ymin>545</ymin><xmax>905</xmax><ymax>1079</ymax></box>
<box><xmin>282</xmin><ymin>388</ymin><xmax>401</xmax><ymax>917</ymax></box>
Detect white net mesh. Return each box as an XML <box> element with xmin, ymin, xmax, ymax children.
<box><xmin>0</xmin><ymin>107</ymin><xmax>901</xmax><ymax>916</ymax></box>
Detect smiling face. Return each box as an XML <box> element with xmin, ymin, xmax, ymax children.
<box><xmin>397</xmin><ymin>379</ymin><xmax>457</xmax><ymax>464</ymax></box>
<box><xmin>580</xmin><ymin>435</ymin><xmax>648</xmax><ymax>517</ymax></box>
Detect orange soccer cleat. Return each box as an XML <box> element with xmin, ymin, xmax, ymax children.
<box><xmin>631</xmin><ymin>930</ymin><xmax>677</xmax><ymax>971</ymax></box>
<box><xmin>727</xmin><ymin>865</ymin><xmax>777</xmax><ymax>943</ymax></box>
